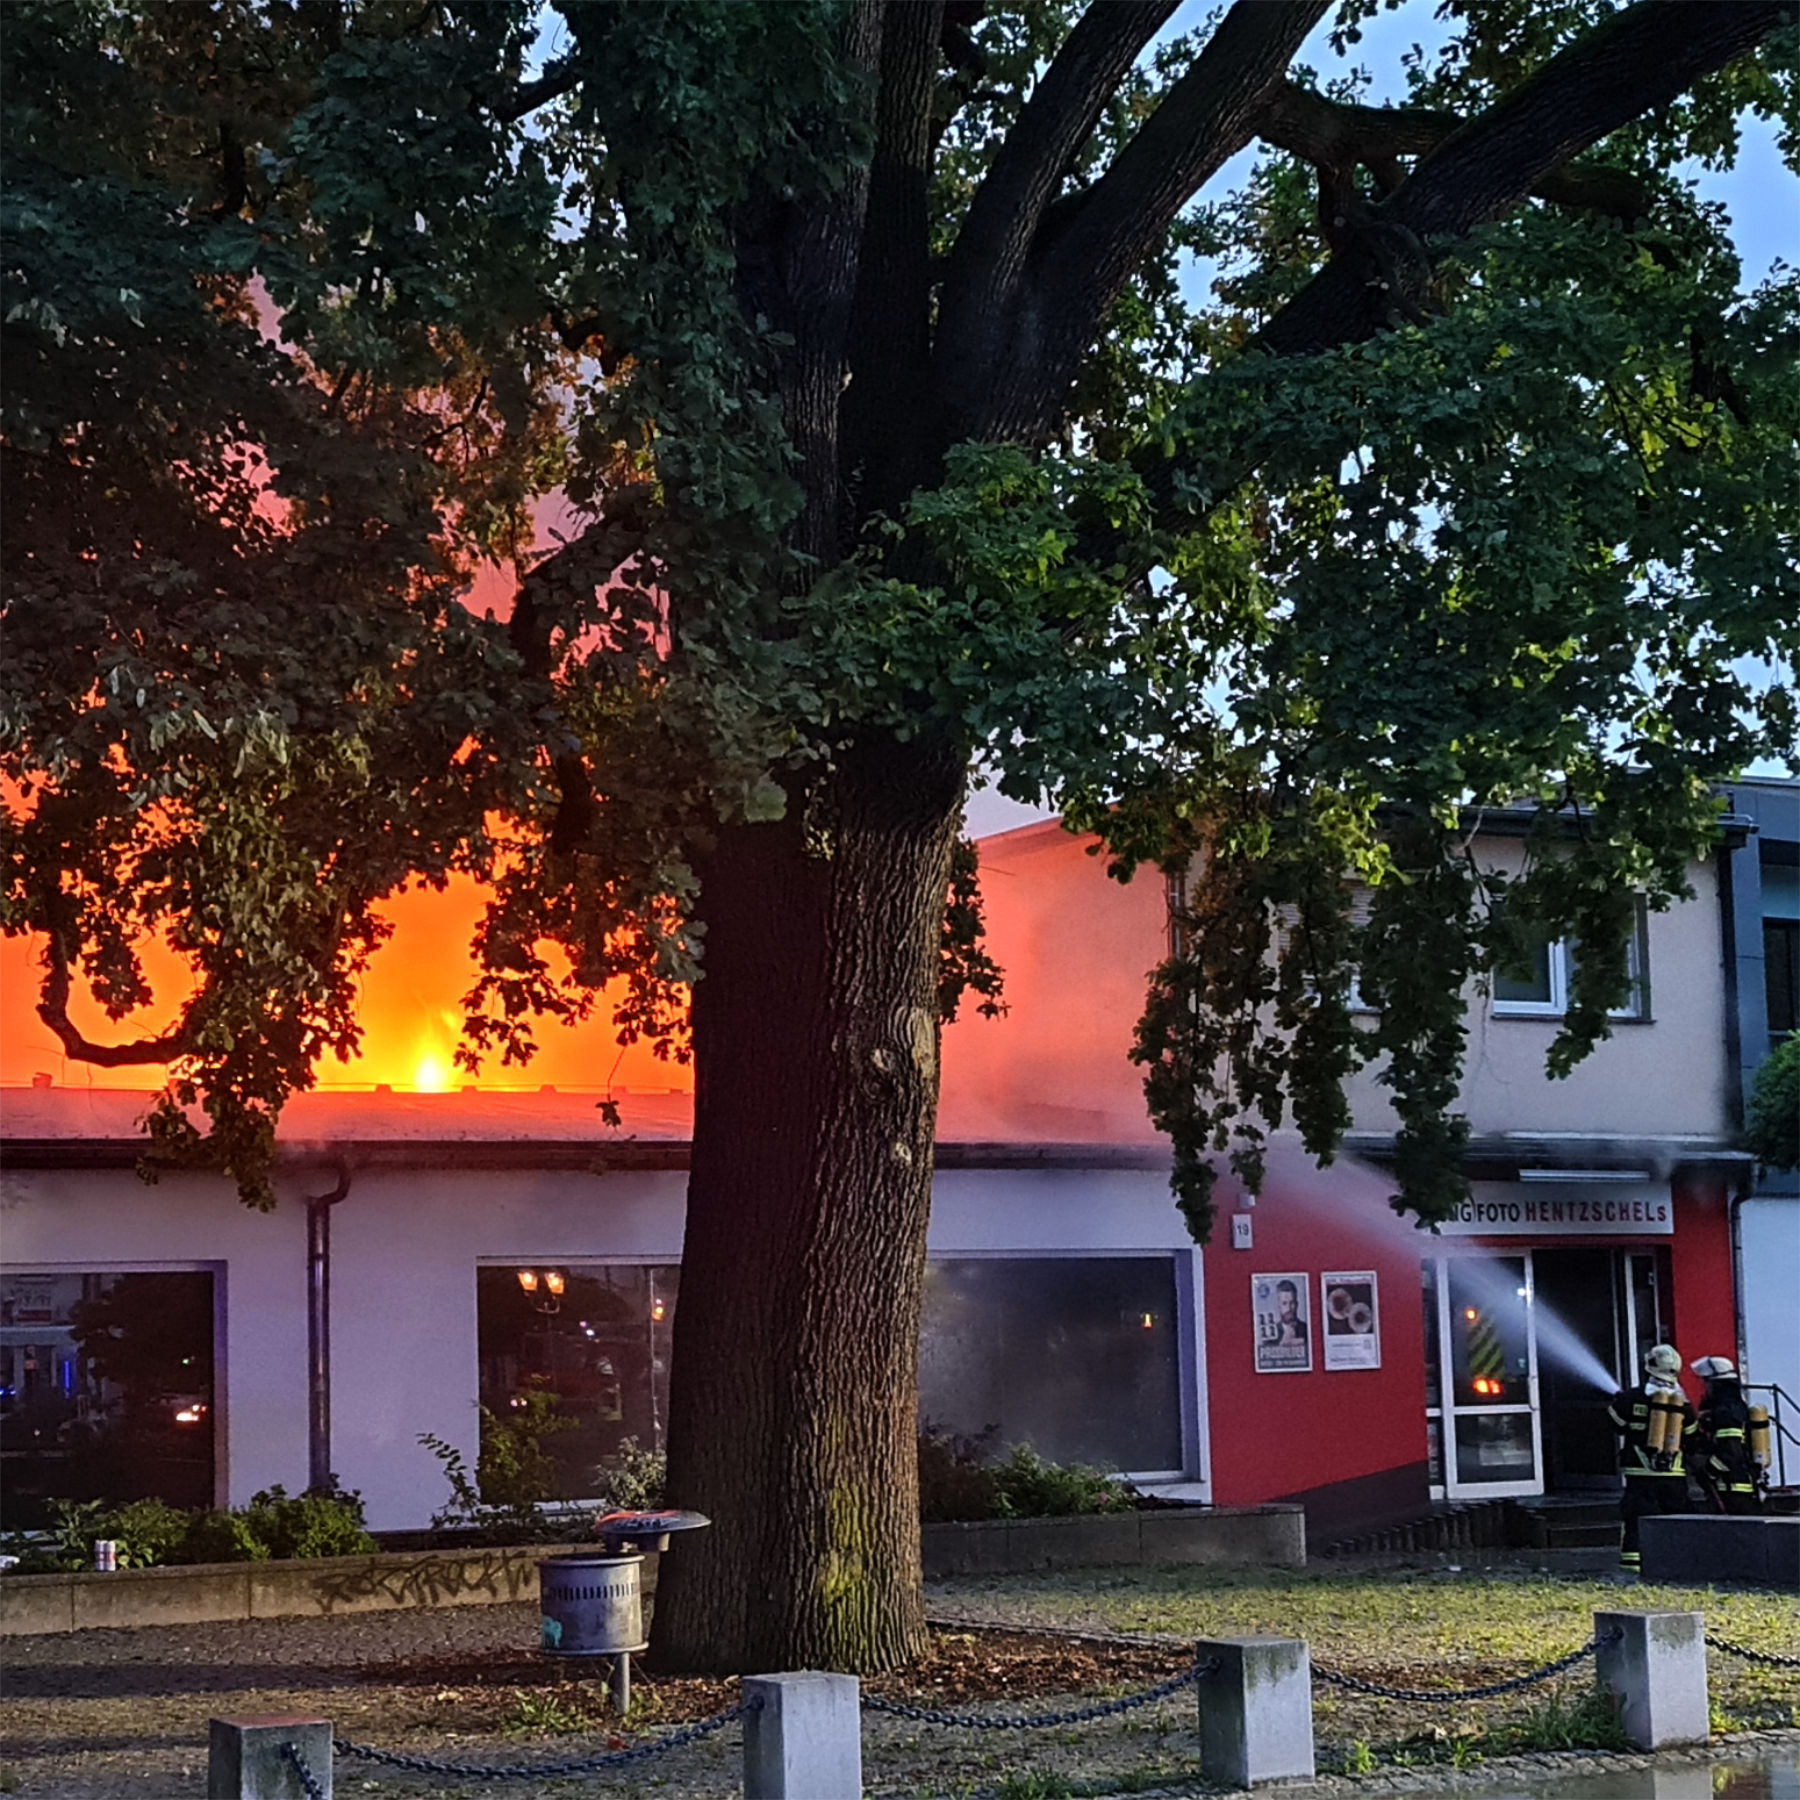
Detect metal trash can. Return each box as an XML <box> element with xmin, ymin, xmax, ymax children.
<box><xmin>538</xmin><ymin>1509</ymin><xmax>710</xmax><ymax>1713</ymax></box>
<box><xmin>538</xmin><ymin>1553</ymin><xmax>649</xmax><ymax>1658</ymax></box>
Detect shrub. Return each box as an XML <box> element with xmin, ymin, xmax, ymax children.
<box><xmin>177</xmin><ymin>1509</ymin><xmax>270</xmax><ymax>1564</ymax></box>
<box><xmin>990</xmin><ymin>1444</ymin><xmax>1137</xmax><ymax>1519</ymax></box>
<box><xmin>918</xmin><ymin>1424</ymin><xmax>1000</xmax><ymax>1522</ymax></box>
<box><xmin>1747</xmin><ymin>1034</ymin><xmax>1798</xmax><ymax>1170</ymax></box>
<box><xmin>593</xmin><ymin>1438</ymin><xmax>666</xmax><ymax>1513</ymax></box>
<box><xmin>242</xmin><ymin>1485</ymin><xmax>377</xmax><ymax>1560</ymax></box>
<box><xmin>105</xmin><ymin>1499</ymin><xmax>192</xmax><ymax>1568</ymax></box>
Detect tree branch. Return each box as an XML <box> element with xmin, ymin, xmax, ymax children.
<box><xmin>1261</xmin><ymin>0</ymin><xmax>1795</xmax><ymax>358</ymax></box>
<box><xmin>842</xmin><ymin>0</ymin><xmax>945</xmax><ymax>529</ymax></box>
<box><xmin>938</xmin><ymin>0</ymin><xmax>1181</xmax><ymax>374</ymax></box>
<box><xmin>490</xmin><ymin>59</ymin><xmax>581</xmax><ymax>125</ymax></box>
<box><xmin>1257</xmin><ymin>81</ymin><xmax>1655</xmax><ymax>229</ymax></box>
<box><xmin>949</xmin><ymin>0</ymin><xmax>1330</xmax><ymax>444</ymax></box>
<box><xmin>1041</xmin><ymin>1</ymin><xmax>1333</xmax><ymax>314</ymax></box>
<box><xmin>1097</xmin><ymin>0</ymin><xmax>1794</xmax><ymax>551</ymax></box>
<box><xmin>36</xmin><ymin>906</ymin><xmax>196</xmax><ymax>1068</ymax></box>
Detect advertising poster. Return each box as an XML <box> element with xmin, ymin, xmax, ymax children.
<box><xmin>1321</xmin><ymin>1271</ymin><xmax>1381</xmax><ymax>1370</ymax></box>
<box><xmin>1252</xmin><ymin>1272</ymin><xmax>1312</xmax><ymax>1373</ymax></box>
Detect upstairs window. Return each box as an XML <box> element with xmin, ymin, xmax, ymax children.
<box><xmin>1492</xmin><ymin>915</ymin><xmax>1647</xmax><ymax>1020</ymax></box>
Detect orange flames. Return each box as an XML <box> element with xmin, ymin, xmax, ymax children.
<box><xmin>0</xmin><ymin>874</ymin><xmax>685</xmax><ymax>1096</ymax></box>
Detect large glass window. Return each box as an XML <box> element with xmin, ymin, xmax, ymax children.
<box><xmin>0</xmin><ymin>1271</ymin><xmax>216</xmax><ymax>1528</ymax></box>
<box><xmin>476</xmin><ymin>1264</ymin><xmax>677</xmax><ymax>1501</ymax></box>
<box><xmin>919</xmin><ymin>1256</ymin><xmax>1183</xmax><ymax>1475</ymax></box>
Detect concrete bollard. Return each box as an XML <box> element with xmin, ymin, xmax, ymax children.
<box><xmin>742</xmin><ymin>1671</ymin><xmax>862</xmax><ymax>1800</ymax></box>
<box><xmin>1196</xmin><ymin>1637</ymin><xmax>1315</xmax><ymax>1787</ymax></box>
<box><xmin>1595</xmin><ymin>1610</ymin><xmax>1709</xmax><ymax>1750</ymax></box>
<box><xmin>208</xmin><ymin>1717</ymin><xmax>331</xmax><ymax>1799</ymax></box>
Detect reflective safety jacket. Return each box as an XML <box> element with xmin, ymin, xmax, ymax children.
<box><xmin>1609</xmin><ymin>1383</ymin><xmax>1697</xmax><ymax>1478</ymax></box>
<box><xmin>1697</xmin><ymin>1379</ymin><xmax>1758</xmax><ymax>1495</ymax></box>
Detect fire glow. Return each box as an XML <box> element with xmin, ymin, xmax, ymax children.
<box><xmin>0</xmin><ymin>874</ymin><xmax>686</xmax><ymax>1096</ymax></box>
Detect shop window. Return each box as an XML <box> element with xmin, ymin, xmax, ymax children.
<box><xmin>0</xmin><ymin>1271</ymin><xmax>216</xmax><ymax>1529</ymax></box>
<box><xmin>1766</xmin><ymin>917</ymin><xmax>1798</xmax><ymax>1036</ymax></box>
<box><xmin>1492</xmin><ymin>914</ymin><xmax>1646</xmax><ymax>1019</ymax></box>
<box><xmin>476</xmin><ymin>1264</ymin><xmax>676</xmax><ymax>1502</ymax></box>
<box><xmin>918</xmin><ymin>1257</ymin><xmax>1183</xmax><ymax>1476</ymax></box>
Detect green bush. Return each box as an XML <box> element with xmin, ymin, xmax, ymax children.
<box><xmin>176</xmin><ymin>1509</ymin><xmax>270</xmax><ymax>1564</ymax></box>
<box><xmin>1746</xmin><ymin>1034</ymin><xmax>1798</xmax><ymax>1171</ymax></box>
<box><xmin>917</xmin><ymin>1428</ymin><xmax>1138</xmax><ymax>1522</ymax></box>
<box><xmin>241</xmin><ymin>1485</ymin><xmax>377</xmax><ymax>1560</ymax></box>
<box><xmin>991</xmin><ymin>1444</ymin><xmax>1138</xmax><ymax>1518</ymax></box>
<box><xmin>918</xmin><ymin>1425</ymin><xmax>1001</xmax><ymax>1522</ymax></box>
<box><xmin>105</xmin><ymin>1498</ymin><xmax>192</xmax><ymax>1568</ymax></box>
<box><xmin>594</xmin><ymin>1438</ymin><xmax>667</xmax><ymax>1514</ymax></box>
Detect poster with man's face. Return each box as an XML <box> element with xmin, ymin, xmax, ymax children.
<box><xmin>1321</xmin><ymin>1271</ymin><xmax>1381</xmax><ymax>1370</ymax></box>
<box><xmin>1252</xmin><ymin>1272</ymin><xmax>1312</xmax><ymax>1373</ymax></box>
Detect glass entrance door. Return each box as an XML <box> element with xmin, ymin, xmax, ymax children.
<box><xmin>1424</xmin><ymin>1254</ymin><xmax>1543</xmax><ymax>1499</ymax></box>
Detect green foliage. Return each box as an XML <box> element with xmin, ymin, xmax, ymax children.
<box><xmin>176</xmin><ymin>1509</ymin><xmax>271</xmax><ymax>1565</ymax></box>
<box><xmin>916</xmin><ymin>1427</ymin><xmax>1137</xmax><ymax>1523</ymax></box>
<box><xmin>102</xmin><ymin>1499</ymin><xmax>193</xmax><ymax>1569</ymax></box>
<box><xmin>420</xmin><ymin>1388</ymin><xmax>582</xmax><ymax>1542</ymax></box>
<box><xmin>1746</xmin><ymin>1035</ymin><xmax>1800</xmax><ymax>1169</ymax></box>
<box><xmin>3</xmin><ymin>0</ymin><xmax>1794</xmax><ymax>1243</ymax></box>
<box><xmin>593</xmin><ymin>1438</ymin><xmax>667</xmax><ymax>1515</ymax></box>
<box><xmin>240</xmin><ymin>1486</ymin><xmax>376</xmax><ymax>1561</ymax></box>
<box><xmin>917</xmin><ymin>1425</ymin><xmax>1003</xmax><ymax>1525</ymax></box>
<box><xmin>991</xmin><ymin>1445</ymin><xmax>1138</xmax><ymax>1520</ymax></box>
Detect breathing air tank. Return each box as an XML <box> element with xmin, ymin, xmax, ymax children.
<box><xmin>1645</xmin><ymin>1382</ymin><xmax>1685</xmax><ymax>1464</ymax></box>
<box><xmin>1747</xmin><ymin>1405</ymin><xmax>1772</xmax><ymax>1471</ymax></box>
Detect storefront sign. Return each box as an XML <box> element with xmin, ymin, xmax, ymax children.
<box><xmin>1251</xmin><ymin>1271</ymin><xmax>1312</xmax><ymax>1373</ymax></box>
<box><xmin>1321</xmin><ymin>1271</ymin><xmax>1380</xmax><ymax>1370</ymax></box>
<box><xmin>1439</xmin><ymin>1181</ymin><xmax>1673</xmax><ymax>1237</ymax></box>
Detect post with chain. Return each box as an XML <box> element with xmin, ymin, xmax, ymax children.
<box><xmin>743</xmin><ymin>1672</ymin><xmax>862</xmax><ymax>1800</ymax></box>
<box><xmin>1196</xmin><ymin>1638</ymin><xmax>1315</xmax><ymax>1787</ymax></box>
<box><xmin>1595</xmin><ymin>1610</ymin><xmax>1709</xmax><ymax>1750</ymax></box>
<box><xmin>207</xmin><ymin>1717</ymin><xmax>331</xmax><ymax>1799</ymax></box>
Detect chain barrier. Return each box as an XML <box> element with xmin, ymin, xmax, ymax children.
<box><xmin>1311</xmin><ymin>1632</ymin><xmax>1614</xmax><ymax>1703</ymax></box>
<box><xmin>1706</xmin><ymin>1633</ymin><xmax>1800</xmax><ymax>1670</ymax></box>
<box><xmin>279</xmin><ymin>1743</ymin><xmax>329</xmax><ymax>1800</ymax></box>
<box><xmin>299</xmin><ymin>1698</ymin><xmax>752</xmax><ymax>1784</ymax></box>
<box><xmin>861</xmin><ymin>1657</ymin><xmax>1214</xmax><ymax>1731</ymax></box>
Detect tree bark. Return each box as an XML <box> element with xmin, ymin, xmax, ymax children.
<box><xmin>649</xmin><ymin>728</ymin><xmax>966</xmax><ymax>1674</ymax></box>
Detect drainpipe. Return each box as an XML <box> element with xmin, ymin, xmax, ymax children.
<box><xmin>305</xmin><ymin>1163</ymin><xmax>352</xmax><ymax>1494</ymax></box>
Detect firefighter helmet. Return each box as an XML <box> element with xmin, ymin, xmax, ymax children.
<box><xmin>1644</xmin><ymin>1343</ymin><xmax>1683</xmax><ymax>1379</ymax></box>
<box><xmin>1691</xmin><ymin>1355</ymin><xmax>1737</xmax><ymax>1380</ymax></box>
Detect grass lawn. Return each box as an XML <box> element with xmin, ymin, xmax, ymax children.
<box><xmin>930</xmin><ymin>1562</ymin><xmax>1800</xmax><ymax>1776</ymax></box>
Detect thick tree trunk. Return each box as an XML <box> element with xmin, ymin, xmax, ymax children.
<box><xmin>648</xmin><ymin>730</ymin><xmax>966</xmax><ymax>1674</ymax></box>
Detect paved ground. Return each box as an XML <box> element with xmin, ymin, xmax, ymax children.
<box><xmin>2</xmin><ymin>1565</ymin><xmax>1796</xmax><ymax>1798</ymax></box>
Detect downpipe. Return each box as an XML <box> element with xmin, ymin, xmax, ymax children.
<box><xmin>305</xmin><ymin>1162</ymin><xmax>353</xmax><ymax>1494</ymax></box>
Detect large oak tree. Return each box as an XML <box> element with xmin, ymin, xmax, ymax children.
<box><xmin>5</xmin><ymin>0</ymin><xmax>1796</xmax><ymax>1672</ymax></box>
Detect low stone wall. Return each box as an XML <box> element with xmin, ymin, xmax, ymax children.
<box><xmin>921</xmin><ymin>1504</ymin><xmax>1305</xmax><ymax>1579</ymax></box>
<box><xmin>0</xmin><ymin>1541</ymin><xmax>629</xmax><ymax>1637</ymax></box>
<box><xmin>1640</xmin><ymin>1513</ymin><xmax>1800</xmax><ymax>1591</ymax></box>
<box><xmin>3</xmin><ymin>1506</ymin><xmax>1302</xmax><ymax>1635</ymax></box>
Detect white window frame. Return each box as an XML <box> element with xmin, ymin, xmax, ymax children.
<box><xmin>1491</xmin><ymin>915</ymin><xmax>1648</xmax><ymax>1022</ymax></box>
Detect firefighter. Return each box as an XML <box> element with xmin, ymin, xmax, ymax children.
<box><xmin>1691</xmin><ymin>1355</ymin><xmax>1763</xmax><ymax>1515</ymax></box>
<box><xmin>1608</xmin><ymin>1343</ymin><xmax>1697</xmax><ymax>1573</ymax></box>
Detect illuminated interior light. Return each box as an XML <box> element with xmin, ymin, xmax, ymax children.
<box><xmin>651</xmin><ymin>1299</ymin><xmax>667</xmax><ymax>1323</ymax></box>
<box><xmin>1141</xmin><ymin>1312</ymin><xmax>1155</xmax><ymax>1330</ymax></box>
<box><xmin>174</xmin><ymin>1405</ymin><xmax>205</xmax><ymax>1424</ymax></box>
